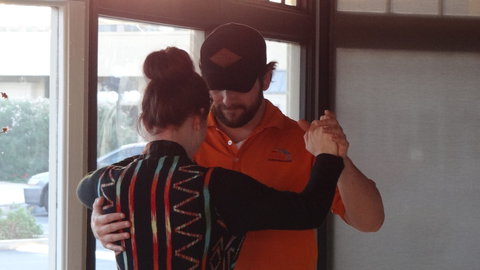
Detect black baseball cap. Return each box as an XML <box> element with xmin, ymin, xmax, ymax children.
<box><xmin>200</xmin><ymin>23</ymin><xmax>267</xmax><ymax>93</ymax></box>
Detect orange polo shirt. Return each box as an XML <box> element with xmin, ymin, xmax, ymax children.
<box><xmin>194</xmin><ymin>100</ymin><xmax>345</xmax><ymax>270</ymax></box>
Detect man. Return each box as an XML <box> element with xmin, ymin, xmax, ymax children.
<box><xmin>91</xmin><ymin>23</ymin><xmax>384</xmax><ymax>269</ymax></box>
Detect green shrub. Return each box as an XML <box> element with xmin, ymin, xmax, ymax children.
<box><xmin>0</xmin><ymin>97</ymin><xmax>139</xmax><ymax>182</ymax></box>
<box><xmin>0</xmin><ymin>206</ymin><xmax>43</xmax><ymax>240</ymax></box>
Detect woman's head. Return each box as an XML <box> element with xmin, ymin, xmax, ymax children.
<box><xmin>140</xmin><ymin>47</ymin><xmax>210</xmax><ymax>135</ymax></box>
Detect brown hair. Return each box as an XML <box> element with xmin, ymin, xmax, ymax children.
<box><xmin>258</xmin><ymin>61</ymin><xmax>277</xmax><ymax>90</ymax></box>
<box><xmin>140</xmin><ymin>47</ymin><xmax>210</xmax><ymax>134</ymax></box>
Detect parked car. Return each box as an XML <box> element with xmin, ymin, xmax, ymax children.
<box><xmin>23</xmin><ymin>142</ymin><xmax>147</xmax><ymax>212</ymax></box>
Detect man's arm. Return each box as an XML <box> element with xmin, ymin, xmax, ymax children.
<box><xmin>90</xmin><ymin>197</ymin><xmax>130</xmax><ymax>253</ymax></box>
<box><xmin>84</xmin><ymin>155</ymin><xmax>146</xmax><ymax>252</ymax></box>
<box><xmin>337</xmin><ymin>157</ymin><xmax>384</xmax><ymax>232</ymax></box>
<box><xmin>307</xmin><ymin>110</ymin><xmax>385</xmax><ymax>232</ymax></box>
<box><xmin>320</xmin><ymin>110</ymin><xmax>385</xmax><ymax>232</ymax></box>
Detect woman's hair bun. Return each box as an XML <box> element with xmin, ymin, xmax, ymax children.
<box><xmin>140</xmin><ymin>47</ymin><xmax>210</xmax><ymax>133</ymax></box>
<box><xmin>143</xmin><ymin>47</ymin><xmax>195</xmax><ymax>82</ymax></box>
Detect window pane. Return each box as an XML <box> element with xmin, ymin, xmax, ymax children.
<box><xmin>0</xmin><ymin>4</ymin><xmax>52</xmax><ymax>270</ymax></box>
<box><xmin>97</xmin><ymin>18</ymin><xmax>202</xmax><ymax>156</ymax></box>
<box><xmin>265</xmin><ymin>40</ymin><xmax>301</xmax><ymax>120</ymax></box>
<box><xmin>268</xmin><ymin>0</ymin><xmax>298</xmax><ymax>7</ymax></box>
<box><xmin>337</xmin><ymin>0</ymin><xmax>388</xmax><ymax>13</ymax></box>
<box><xmin>444</xmin><ymin>0</ymin><xmax>480</xmax><ymax>16</ymax></box>
<box><xmin>96</xmin><ymin>17</ymin><xmax>203</xmax><ymax>269</ymax></box>
<box><xmin>392</xmin><ymin>0</ymin><xmax>439</xmax><ymax>15</ymax></box>
<box><xmin>285</xmin><ymin>0</ymin><xmax>297</xmax><ymax>6</ymax></box>
<box><xmin>334</xmin><ymin>48</ymin><xmax>480</xmax><ymax>270</ymax></box>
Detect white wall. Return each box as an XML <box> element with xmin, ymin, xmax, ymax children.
<box><xmin>333</xmin><ymin>48</ymin><xmax>480</xmax><ymax>270</ymax></box>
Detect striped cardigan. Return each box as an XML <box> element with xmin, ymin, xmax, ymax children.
<box><xmin>77</xmin><ymin>140</ymin><xmax>343</xmax><ymax>270</ymax></box>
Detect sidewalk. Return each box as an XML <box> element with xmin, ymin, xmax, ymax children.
<box><xmin>0</xmin><ymin>182</ymin><xmax>116</xmax><ymax>269</ymax></box>
<box><xmin>0</xmin><ymin>238</ymin><xmax>48</xmax><ymax>251</ymax></box>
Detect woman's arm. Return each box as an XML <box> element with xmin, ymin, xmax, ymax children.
<box><xmin>209</xmin><ymin>154</ymin><xmax>343</xmax><ymax>234</ymax></box>
<box><xmin>210</xmin><ymin>123</ymin><xmax>344</xmax><ymax>234</ymax></box>
<box><xmin>76</xmin><ymin>164</ymin><xmax>132</xmax><ymax>253</ymax></box>
<box><xmin>76</xmin><ymin>169</ymin><xmax>106</xmax><ymax>209</ymax></box>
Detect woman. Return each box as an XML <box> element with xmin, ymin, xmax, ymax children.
<box><xmin>77</xmin><ymin>47</ymin><xmax>343</xmax><ymax>270</ymax></box>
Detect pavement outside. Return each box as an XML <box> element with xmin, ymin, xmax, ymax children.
<box><xmin>0</xmin><ymin>181</ymin><xmax>116</xmax><ymax>269</ymax></box>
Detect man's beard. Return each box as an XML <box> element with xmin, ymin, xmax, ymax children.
<box><xmin>212</xmin><ymin>91</ymin><xmax>263</xmax><ymax>128</ymax></box>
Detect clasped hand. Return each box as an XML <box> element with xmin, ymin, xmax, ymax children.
<box><xmin>297</xmin><ymin>110</ymin><xmax>349</xmax><ymax>157</ymax></box>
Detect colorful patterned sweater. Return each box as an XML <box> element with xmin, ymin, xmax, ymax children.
<box><xmin>77</xmin><ymin>140</ymin><xmax>343</xmax><ymax>270</ymax></box>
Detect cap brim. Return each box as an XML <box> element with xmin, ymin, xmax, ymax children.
<box><xmin>204</xmin><ymin>69</ymin><xmax>257</xmax><ymax>93</ymax></box>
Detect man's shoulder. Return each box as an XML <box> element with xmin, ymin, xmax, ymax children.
<box><xmin>273</xmin><ymin>114</ymin><xmax>305</xmax><ymax>137</ymax></box>
<box><xmin>264</xmin><ymin>101</ymin><xmax>304</xmax><ymax>135</ymax></box>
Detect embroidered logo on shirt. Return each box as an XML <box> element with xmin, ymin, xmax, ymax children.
<box><xmin>267</xmin><ymin>148</ymin><xmax>292</xmax><ymax>162</ymax></box>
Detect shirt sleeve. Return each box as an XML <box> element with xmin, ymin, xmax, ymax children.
<box><xmin>76</xmin><ymin>168</ymin><xmax>106</xmax><ymax>209</ymax></box>
<box><xmin>208</xmin><ymin>154</ymin><xmax>344</xmax><ymax>235</ymax></box>
<box><xmin>76</xmin><ymin>157</ymin><xmax>138</xmax><ymax>209</ymax></box>
<box><xmin>77</xmin><ymin>165</ymin><xmax>123</xmax><ymax>210</ymax></box>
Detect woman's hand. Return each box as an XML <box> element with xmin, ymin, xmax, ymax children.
<box><xmin>298</xmin><ymin>110</ymin><xmax>349</xmax><ymax>157</ymax></box>
<box><xmin>303</xmin><ymin>120</ymin><xmax>338</xmax><ymax>156</ymax></box>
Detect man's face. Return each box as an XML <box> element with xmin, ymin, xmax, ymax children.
<box><xmin>210</xmin><ymin>79</ymin><xmax>263</xmax><ymax>128</ymax></box>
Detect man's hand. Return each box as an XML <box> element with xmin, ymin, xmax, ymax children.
<box><xmin>299</xmin><ymin>110</ymin><xmax>384</xmax><ymax>232</ymax></box>
<box><xmin>318</xmin><ymin>110</ymin><xmax>349</xmax><ymax>157</ymax></box>
<box><xmin>297</xmin><ymin>119</ymin><xmax>311</xmax><ymax>132</ymax></box>
<box><xmin>91</xmin><ymin>197</ymin><xmax>131</xmax><ymax>254</ymax></box>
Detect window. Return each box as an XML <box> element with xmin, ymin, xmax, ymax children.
<box><xmin>269</xmin><ymin>0</ymin><xmax>298</xmax><ymax>7</ymax></box>
<box><xmin>1</xmin><ymin>1</ymin><xmax>89</xmax><ymax>269</ymax></box>
<box><xmin>0</xmin><ymin>5</ymin><xmax>53</xmax><ymax>269</ymax></box>
<box><xmin>90</xmin><ymin>0</ymin><xmax>314</xmax><ymax>267</ymax></box>
<box><xmin>96</xmin><ymin>17</ymin><xmax>204</xmax><ymax>268</ymax></box>
<box><xmin>94</xmin><ymin>19</ymin><xmax>301</xmax><ymax>266</ymax></box>
<box><xmin>337</xmin><ymin>0</ymin><xmax>480</xmax><ymax>16</ymax></box>
<box><xmin>265</xmin><ymin>40</ymin><xmax>301</xmax><ymax>120</ymax></box>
